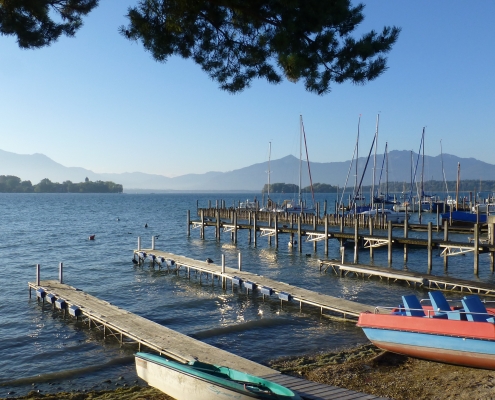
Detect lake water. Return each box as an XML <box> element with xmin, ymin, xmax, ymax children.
<box><xmin>0</xmin><ymin>192</ymin><xmax>493</xmax><ymax>398</ymax></box>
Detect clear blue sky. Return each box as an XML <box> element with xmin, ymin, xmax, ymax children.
<box><xmin>1</xmin><ymin>1</ymin><xmax>494</xmax><ymax>177</ymax></box>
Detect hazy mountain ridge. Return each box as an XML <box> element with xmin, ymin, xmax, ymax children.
<box><xmin>1</xmin><ymin>149</ymin><xmax>494</xmax><ymax>191</ymax></box>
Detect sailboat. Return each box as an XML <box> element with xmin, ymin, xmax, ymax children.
<box><xmin>373</xmin><ymin>143</ymin><xmax>397</xmax><ymax>209</ymax></box>
<box><xmin>281</xmin><ymin>115</ymin><xmax>315</xmax><ymax>214</ymax></box>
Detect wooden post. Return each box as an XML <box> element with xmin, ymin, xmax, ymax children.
<box><xmin>152</xmin><ymin>235</ymin><xmax>155</xmax><ymax>250</ymax></box>
<box><xmin>444</xmin><ymin>220</ymin><xmax>449</xmax><ymax>270</ymax></box>
<box><xmin>221</xmin><ymin>254</ymin><xmax>225</xmax><ymax>273</ymax></box>
<box><xmin>474</xmin><ymin>223</ymin><xmax>479</xmax><ymax>275</ymax></box>
<box><xmin>187</xmin><ymin>210</ymin><xmax>190</xmax><ymax>237</ymax></box>
<box><xmin>200</xmin><ymin>209</ymin><xmax>205</xmax><ymax>239</ymax></box>
<box><xmin>354</xmin><ymin>218</ymin><xmax>359</xmax><ymax>263</ymax></box>
<box><xmin>388</xmin><ymin>221</ymin><xmax>392</xmax><ymax>266</ymax></box>
<box><xmin>369</xmin><ymin>217</ymin><xmax>374</xmax><ymax>261</ymax></box>
<box><xmin>268</xmin><ymin>213</ymin><xmax>272</xmax><ymax>246</ymax></box>
<box><xmin>324</xmin><ymin>200</ymin><xmax>327</xmax><ymax>216</ymax></box>
<box><xmin>427</xmin><ymin>222</ymin><xmax>432</xmax><ymax>272</ymax></box>
<box><xmin>436</xmin><ymin>206</ymin><xmax>440</xmax><ymax>232</ymax></box>
<box><xmin>216</xmin><ymin>210</ymin><xmax>221</xmax><ymax>241</ymax></box>
<box><xmin>59</xmin><ymin>262</ymin><xmax>63</xmax><ymax>284</ymax></box>
<box><xmin>253</xmin><ymin>212</ymin><xmax>257</xmax><ymax>247</ymax></box>
<box><xmin>490</xmin><ymin>223</ymin><xmax>495</xmax><ymax>272</ymax></box>
<box><xmin>313</xmin><ymin>215</ymin><xmax>317</xmax><ymax>252</ymax></box>
<box><xmin>297</xmin><ymin>216</ymin><xmax>302</xmax><ymax>253</ymax></box>
<box><xmin>404</xmin><ymin>218</ymin><xmax>408</xmax><ymax>262</ymax></box>
<box><xmin>248</xmin><ymin>211</ymin><xmax>252</xmax><ymax>244</ymax></box>
<box><xmin>274</xmin><ymin>213</ymin><xmax>278</xmax><ymax>248</ymax></box>
<box><xmin>137</xmin><ymin>236</ymin><xmax>141</xmax><ymax>251</ymax></box>
<box><xmin>233</xmin><ymin>212</ymin><xmax>238</xmax><ymax>244</ymax></box>
<box><xmin>324</xmin><ymin>217</ymin><xmax>329</xmax><ymax>255</ymax></box>
<box><xmin>208</xmin><ymin>200</ymin><xmax>211</xmax><ymax>209</ymax></box>
<box><xmin>36</xmin><ymin>264</ymin><xmax>40</xmax><ymax>286</ymax></box>
<box><xmin>238</xmin><ymin>252</ymin><xmax>242</xmax><ymax>271</ymax></box>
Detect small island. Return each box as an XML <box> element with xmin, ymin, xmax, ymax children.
<box><xmin>0</xmin><ymin>175</ymin><xmax>123</xmax><ymax>193</ymax></box>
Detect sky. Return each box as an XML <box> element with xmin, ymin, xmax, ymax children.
<box><xmin>1</xmin><ymin>1</ymin><xmax>494</xmax><ymax>177</ymax></box>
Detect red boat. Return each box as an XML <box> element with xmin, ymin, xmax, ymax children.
<box><xmin>357</xmin><ymin>292</ymin><xmax>495</xmax><ymax>369</ymax></box>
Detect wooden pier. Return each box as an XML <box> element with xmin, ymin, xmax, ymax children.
<box><xmin>134</xmin><ymin>249</ymin><xmax>374</xmax><ymax>319</ymax></box>
<box><xmin>320</xmin><ymin>261</ymin><xmax>495</xmax><ymax>296</ymax></box>
<box><xmin>187</xmin><ymin>209</ymin><xmax>495</xmax><ymax>275</ymax></box>
<box><xmin>28</xmin><ymin>279</ymin><xmax>383</xmax><ymax>400</ymax></box>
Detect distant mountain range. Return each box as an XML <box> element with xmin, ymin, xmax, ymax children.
<box><xmin>1</xmin><ymin>149</ymin><xmax>494</xmax><ymax>191</ymax></box>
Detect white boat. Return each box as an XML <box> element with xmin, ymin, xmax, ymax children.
<box><xmin>238</xmin><ymin>199</ymin><xmax>259</xmax><ymax>210</ymax></box>
<box><xmin>135</xmin><ymin>352</ymin><xmax>301</xmax><ymax>400</ymax></box>
<box><xmin>359</xmin><ymin>208</ymin><xmax>410</xmax><ymax>223</ymax></box>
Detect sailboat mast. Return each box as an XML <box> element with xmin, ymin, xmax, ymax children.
<box><xmin>268</xmin><ymin>141</ymin><xmax>271</xmax><ymax>203</ymax></box>
<box><xmin>421</xmin><ymin>127</ymin><xmax>425</xmax><ymax>201</ymax></box>
<box><xmin>372</xmin><ymin>114</ymin><xmax>379</xmax><ymax>207</ymax></box>
<box><xmin>385</xmin><ymin>142</ymin><xmax>389</xmax><ymax>199</ymax></box>
<box><xmin>355</xmin><ymin>115</ymin><xmax>361</xmax><ymax>201</ymax></box>
<box><xmin>440</xmin><ymin>140</ymin><xmax>449</xmax><ymax>196</ymax></box>
<box><xmin>299</xmin><ymin>115</ymin><xmax>302</xmax><ymax>206</ymax></box>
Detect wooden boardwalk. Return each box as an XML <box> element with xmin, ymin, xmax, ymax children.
<box><xmin>28</xmin><ymin>280</ymin><xmax>384</xmax><ymax>400</ymax></box>
<box><xmin>135</xmin><ymin>250</ymin><xmax>374</xmax><ymax>318</ymax></box>
<box><xmin>320</xmin><ymin>261</ymin><xmax>495</xmax><ymax>296</ymax></box>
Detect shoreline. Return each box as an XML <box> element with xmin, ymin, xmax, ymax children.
<box><xmin>6</xmin><ymin>344</ymin><xmax>494</xmax><ymax>400</ymax></box>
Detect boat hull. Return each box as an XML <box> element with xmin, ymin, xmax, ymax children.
<box><xmin>358</xmin><ymin>313</ymin><xmax>495</xmax><ymax>369</ymax></box>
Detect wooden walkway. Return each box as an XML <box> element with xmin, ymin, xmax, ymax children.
<box><xmin>28</xmin><ymin>280</ymin><xmax>384</xmax><ymax>400</ymax></box>
<box><xmin>135</xmin><ymin>250</ymin><xmax>374</xmax><ymax>318</ymax></box>
<box><xmin>320</xmin><ymin>261</ymin><xmax>495</xmax><ymax>296</ymax></box>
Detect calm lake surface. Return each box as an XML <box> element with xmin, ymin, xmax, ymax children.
<box><xmin>0</xmin><ymin>192</ymin><xmax>493</xmax><ymax>398</ymax></box>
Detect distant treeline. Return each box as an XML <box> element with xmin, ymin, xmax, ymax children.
<box><xmin>262</xmin><ymin>180</ymin><xmax>495</xmax><ymax>194</ymax></box>
<box><xmin>0</xmin><ymin>175</ymin><xmax>123</xmax><ymax>193</ymax></box>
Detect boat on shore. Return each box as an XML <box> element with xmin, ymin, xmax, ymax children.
<box><xmin>135</xmin><ymin>352</ymin><xmax>302</xmax><ymax>400</ymax></box>
<box><xmin>357</xmin><ymin>292</ymin><xmax>495</xmax><ymax>369</ymax></box>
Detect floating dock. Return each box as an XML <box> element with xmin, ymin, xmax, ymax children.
<box><xmin>28</xmin><ymin>279</ymin><xmax>383</xmax><ymax>400</ymax></box>
<box><xmin>134</xmin><ymin>249</ymin><xmax>374</xmax><ymax>319</ymax></box>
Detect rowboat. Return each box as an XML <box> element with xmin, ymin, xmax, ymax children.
<box><xmin>357</xmin><ymin>292</ymin><xmax>495</xmax><ymax>369</ymax></box>
<box><xmin>135</xmin><ymin>352</ymin><xmax>302</xmax><ymax>400</ymax></box>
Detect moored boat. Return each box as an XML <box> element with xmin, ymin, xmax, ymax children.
<box><xmin>358</xmin><ymin>208</ymin><xmax>410</xmax><ymax>224</ymax></box>
<box><xmin>135</xmin><ymin>352</ymin><xmax>302</xmax><ymax>400</ymax></box>
<box><xmin>357</xmin><ymin>292</ymin><xmax>495</xmax><ymax>369</ymax></box>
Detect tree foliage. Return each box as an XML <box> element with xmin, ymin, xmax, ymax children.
<box><xmin>0</xmin><ymin>0</ymin><xmax>98</xmax><ymax>48</ymax></box>
<box><xmin>121</xmin><ymin>0</ymin><xmax>400</xmax><ymax>94</ymax></box>
<box><xmin>0</xmin><ymin>175</ymin><xmax>123</xmax><ymax>193</ymax></box>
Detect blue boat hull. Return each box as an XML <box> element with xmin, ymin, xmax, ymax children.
<box><xmin>362</xmin><ymin>327</ymin><xmax>495</xmax><ymax>369</ymax></box>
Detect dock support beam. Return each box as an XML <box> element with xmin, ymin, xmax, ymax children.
<box><xmin>403</xmin><ymin>218</ymin><xmax>408</xmax><ymax>263</ymax></box>
<box><xmin>297</xmin><ymin>216</ymin><xmax>302</xmax><ymax>253</ymax></box>
<box><xmin>388</xmin><ymin>221</ymin><xmax>393</xmax><ymax>266</ymax></box>
<box><xmin>369</xmin><ymin>217</ymin><xmax>374</xmax><ymax>261</ymax></box>
<box><xmin>443</xmin><ymin>220</ymin><xmax>449</xmax><ymax>270</ymax></box>
<box><xmin>253</xmin><ymin>213</ymin><xmax>257</xmax><ymax>247</ymax></box>
<box><xmin>137</xmin><ymin>237</ymin><xmax>141</xmax><ymax>251</ymax></box>
<box><xmin>59</xmin><ymin>262</ymin><xmax>63</xmax><ymax>284</ymax></box>
<box><xmin>474</xmin><ymin>223</ymin><xmax>479</xmax><ymax>275</ymax></box>
<box><xmin>216</xmin><ymin>210</ymin><xmax>221</xmax><ymax>241</ymax></box>
<box><xmin>313</xmin><ymin>216</ymin><xmax>317</xmax><ymax>252</ymax></box>
<box><xmin>187</xmin><ymin>210</ymin><xmax>190</xmax><ymax>237</ymax></box>
<box><xmin>427</xmin><ymin>222</ymin><xmax>432</xmax><ymax>273</ymax></box>
<box><xmin>36</xmin><ymin>263</ymin><xmax>40</xmax><ymax>286</ymax></box>
<box><xmin>233</xmin><ymin>212</ymin><xmax>238</xmax><ymax>244</ymax></box>
<box><xmin>354</xmin><ymin>219</ymin><xmax>359</xmax><ymax>263</ymax></box>
<box><xmin>490</xmin><ymin>223</ymin><xmax>495</xmax><ymax>272</ymax></box>
<box><xmin>324</xmin><ymin>217</ymin><xmax>329</xmax><ymax>255</ymax></box>
<box><xmin>274</xmin><ymin>214</ymin><xmax>278</xmax><ymax>248</ymax></box>
<box><xmin>200</xmin><ymin>209</ymin><xmax>205</xmax><ymax>239</ymax></box>
<box><xmin>238</xmin><ymin>252</ymin><xmax>242</xmax><ymax>271</ymax></box>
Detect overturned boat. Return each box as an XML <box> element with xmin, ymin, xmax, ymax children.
<box><xmin>135</xmin><ymin>352</ymin><xmax>302</xmax><ymax>400</ymax></box>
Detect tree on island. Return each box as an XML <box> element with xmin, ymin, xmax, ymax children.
<box><xmin>1</xmin><ymin>1</ymin><xmax>400</xmax><ymax>94</ymax></box>
<box><xmin>0</xmin><ymin>175</ymin><xmax>123</xmax><ymax>193</ymax></box>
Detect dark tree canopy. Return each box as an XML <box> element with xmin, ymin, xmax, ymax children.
<box><xmin>0</xmin><ymin>0</ymin><xmax>400</xmax><ymax>95</ymax></box>
<box><xmin>0</xmin><ymin>0</ymin><xmax>98</xmax><ymax>48</ymax></box>
<box><xmin>121</xmin><ymin>0</ymin><xmax>400</xmax><ymax>94</ymax></box>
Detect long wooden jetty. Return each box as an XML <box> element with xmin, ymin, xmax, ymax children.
<box><xmin>187</xmin><ymin>208</ymin><xmax>495</xmax><ymax>275</ymax></box>
<box><xmin>28</xmin><ymin>279</ymin><xmax>384</xmax><ymax>400</ymax></box>
<box><xmin>320</xmin><ymin>261</ymin><xmax>495</xmax><ymax>296</ymax></box>
<box><xmin>134</xmin><ymin>249</ymin><xmax>374</xmax><ymax>319</ymax></box>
